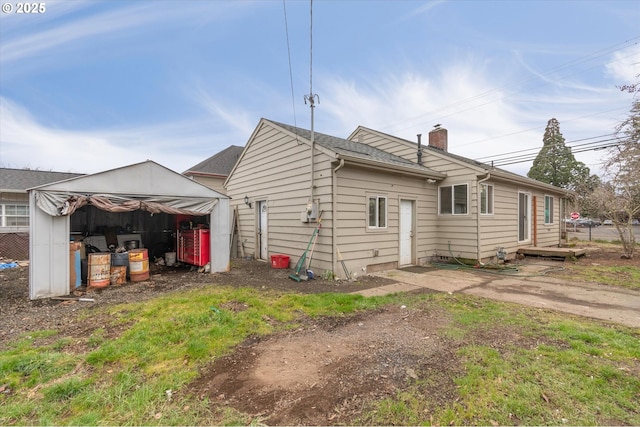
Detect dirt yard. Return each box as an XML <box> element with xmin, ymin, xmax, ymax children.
<box><xmin>1</xmin><ymin>245</ymin><xmax>638</xmax><ymax>425</ymax></box>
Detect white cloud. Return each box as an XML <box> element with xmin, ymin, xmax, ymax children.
<box><xmin>605</xmin><ymin>44</ymin><xmax>640</xmax><ymax>84</ymax></box>
<box><xmin>316</xmin><ymin>55</ymin><xmax>628</xmax><ymax>178</ymax></box>
<box><xmin>0</xmin><ymin>97</ymin><xmax>242</xmax><ymax>174</ymax></box>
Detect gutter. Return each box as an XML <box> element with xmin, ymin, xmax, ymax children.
<box><xmin>332</xmin><ymin>159</ymin><xmax>345</xmax><ymax>278</ymax></box>
<box><xmin>476</xmin><ymin>172</ymin><xmax>491</xmax><ymax>265</ymax></box>
<box><xmin>335</xmin><ymin>153</ymin><xmax>445</xmax><ymax>180</ymax></box>
<box><xmin>489</xmin><ymin>169</ymin><xmax>568</xmax><ymax>196</ymax></box>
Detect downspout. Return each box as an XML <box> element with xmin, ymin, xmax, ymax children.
<box><xmin>332</xmin><ymin>158</ymin><xmax>345</xmax><ymax>277</ymax></box>
<box><xmin>476</xmin><ymin>172</ymin><xmax>491</xmax><ymax>265</ymax></box>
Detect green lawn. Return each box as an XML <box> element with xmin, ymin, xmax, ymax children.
<box><xmin>1</xmin><ymin>287</ymin><xmax>638</xmax><ymax>425</ymax></box>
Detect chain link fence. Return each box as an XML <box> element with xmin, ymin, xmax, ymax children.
<box><xmin>0</xmin><ymin>232</ymin><xmax>29</xmax><ymax>260</ymax></box>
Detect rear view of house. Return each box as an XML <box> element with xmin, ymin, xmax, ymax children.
<box><xmin>224</xmin><ymin>119</ymin><xmax>567</xmax><ymax>279</ymax></box>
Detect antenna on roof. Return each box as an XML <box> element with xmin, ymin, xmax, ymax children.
<box><xmin>303</xmin><ymin>0</ymin><xmax>319</xmax><ymax>210</ymax></box>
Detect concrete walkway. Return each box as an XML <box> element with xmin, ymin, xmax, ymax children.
<box><xmin>353</xmin><ymin>266</ymin><xmax>640</xmax><ymax>328</ymax></box>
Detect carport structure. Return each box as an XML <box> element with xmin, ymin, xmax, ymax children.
<box><xmin>28</xmin><ymin>161</ymin><xmax>230</xmax><ymax>300</ymax></box>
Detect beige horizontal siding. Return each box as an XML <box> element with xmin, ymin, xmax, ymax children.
<box><xmin>190</xmin><ymin>176</ymin><xmax>227</xmax><ymax>195</ymax></box>
<box><xmin>335</xmin><ymin>166</ymin><xmax>438</xmax><ymax>274</ymax></box>
<box><xmin>226</xmin><ymin>121</ymin><xmax>336</xmax><ymax>272</ymax></box>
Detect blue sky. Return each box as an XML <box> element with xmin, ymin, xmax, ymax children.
<box><xmin>1</xmin><ymin>0</ymin><xmax>638</xmax><ymax>177</ymax></box>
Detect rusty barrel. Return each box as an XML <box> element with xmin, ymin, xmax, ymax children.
<box><xmin>128</xmin><ymin>248</ymin><xmax>149</xmax><ymax>281</ymax></box>
<box><xmin>88</xmin><ymin>253</ymin><xmax>111</xmax><ymax>288</ymax></box>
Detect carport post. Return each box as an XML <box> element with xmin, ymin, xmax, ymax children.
<box><xmin>210</xmin><ymin>198</ymin><xmax>230</xmax><ymax>272</ymax></box>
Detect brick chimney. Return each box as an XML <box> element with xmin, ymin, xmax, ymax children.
<box><xmin>428</xmin><ymin>124</ymin><xmax>448</xmax><ymax>152</ymax></box>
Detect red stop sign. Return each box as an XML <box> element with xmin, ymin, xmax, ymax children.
<box><xmin>571</xmin><ymin>212</ymin><xmax>580</xmax><ymax>220</ymax></box>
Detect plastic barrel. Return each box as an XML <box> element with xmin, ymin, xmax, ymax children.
<box><xmin>88</xmin><ymin>253</ymin><xmax>111</xmax><ymax>288</ymax></box>
<box><xmin>129</xmin><ymin>249</ymin><xmax>149</xmax><ymax>281</ymax></box>
<box><xmin>111</xmin><ymin>252</ymin><xmax>129</xmax><ymax>278</ymax></box>
<box><xmin>165</xmin><ymin>251</ymin><xmax>176</xmax><ymax>266</ymax></box>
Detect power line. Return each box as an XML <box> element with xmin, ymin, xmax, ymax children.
<box><xmin>474</xmin><ymin>133</ymin><xmax>614</xmax><ymax>160</ymax></box>
<box><xmin>482</xmin><ymin>138</ymin><xmax>622</xmax><ymax>167</ymax></box>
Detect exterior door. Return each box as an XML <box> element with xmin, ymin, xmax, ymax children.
<box><xmin>518</xmin><ymin>192</ymin><xmax>530</xmax><ymax>242</ymax></box>
<box><xmin>258</xmin><ymin>201</ymin><xmax>268</xmax><ymax>260</ymax></box>
<box><xmin>400</xmin><ymin>199</ymin><xmax>414</xmax><ymax>265</ymax></box>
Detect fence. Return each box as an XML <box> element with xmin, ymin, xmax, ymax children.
<box><xmin>0</xmin><ymin>232</ymin><xmax>29</xmax><ymax>260</ymax></box>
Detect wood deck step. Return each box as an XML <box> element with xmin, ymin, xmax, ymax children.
<box><xmin>517</xmin><ymin>247</ymin><xmax>586</xmax><ymax>260</ymax></box>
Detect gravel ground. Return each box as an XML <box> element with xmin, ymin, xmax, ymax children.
<box><xmin>0</xmin><ymin>258</ymin><xmax>393</xmax><ymax>347</ymax></box>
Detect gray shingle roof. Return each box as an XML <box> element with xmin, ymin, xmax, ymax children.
<box><xmin>270</xmin><ymin>120</ymin><xmax>441</xmax><ymax>174</ymax></box>
<box><xmin>355</xmin><ymin>125</ymin><xmax>566</xmax><ymax>193</ymax></box>
<box><xmin>184</xmin><ymin>145</ymin><xmax>244</xmax><ymax>176</ymax></box>
<box><xmin>0</xmin><ymin>168</ymin><xmax>85</xmax><ymax>192</ymax></box>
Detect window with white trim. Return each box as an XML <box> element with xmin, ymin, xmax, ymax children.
<box><xmin>544</xmin><ymin>195</ymin><xmax>554</xmax><ymax>224</ymax></box>
<box><xmin>1</xmin><ymin>203</ymin><xmax>29</xmax><ymax>227</ymax></box>
<box><xmin>439</xmin><ymin>184</ymin><xmax>468</xmax><ymax>215</ymax></box>
<box><xmin>480</xmin><ymin>184</ymin><xmax>494</xmax><ymax>215</ymax></box>
<box><xmin>368</xmin><ymin>196</ymin><xmax>387</xmax><ymax>228</ymax></box>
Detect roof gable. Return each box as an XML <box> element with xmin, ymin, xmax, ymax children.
<box><xmin>32</xmin><ymin>160</ymin><xmax>227</xmax><ymax>199</ymax></box>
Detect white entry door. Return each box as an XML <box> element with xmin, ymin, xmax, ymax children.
<box><xmin>400</xmin><ymin>200</ymin><xmax>414</xmax><ymax>266</ymax></box>
<box><xmin>258</xmin><ymin>201</ymin><xmax>268</xmax><ymax>260</ymax></box>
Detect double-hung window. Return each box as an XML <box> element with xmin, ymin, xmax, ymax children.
<box><xmin>480</xmin><ymin>184</ymin><xmax>494</xmax><ymax>215</ymax></box>
<box><xmin>439</xmin><ymin>184</ymin><xmax>468</xmax><ymax>215</ymax></box>
<box><xmin>368</xmin><ymin>196</ymin><xmax>387</xmax><ymax>228</ymax></box>
<box><xmin>544</xmin><ymin>195</ymin><xmax>554</xmax><ymax>224</ymax></box>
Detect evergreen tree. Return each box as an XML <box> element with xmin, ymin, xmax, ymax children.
<box><xmin>527</xmin><ymin>118</ymin><xmax>591</xmax><ymax>190</ymax></box>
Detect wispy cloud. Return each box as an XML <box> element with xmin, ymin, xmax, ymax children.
<box><xmin>0</xmin><ymin>1</ymin><xmax>259</xmax><ymax>76</ymax></box>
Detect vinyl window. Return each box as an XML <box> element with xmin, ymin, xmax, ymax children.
<box><xmin>480</xmin><ymin>184</ymin><xmax>494</xmax><ymax>215</ymax></box>
<box><xmin>368</xmin><ymin>196</ymin><xmax>387</xmax><ymax>228</ymax></box>
<box><xmin>439</xmin><ymin>184</ymin><xmax>468</xmax><ymax>215</ymax></box>
<box><xmin>544</xmin><ymin>195</ymin><xmax>554</xmax><ymax>224</ymax></box>
<box><xmin>1</xmin><ymin>204</ymin><xmax>29</xmax><ymax>227</ymax></box>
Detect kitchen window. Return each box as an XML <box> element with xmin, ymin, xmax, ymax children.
<box><xmin>439</xmin><ymin>184</ymin><xmax>468</xmax><ymax>215</ymax></box>
<box><xmin>368</xmin><ymin>196</ymin><xmax>387</xmax><ymax>228</ymax></box>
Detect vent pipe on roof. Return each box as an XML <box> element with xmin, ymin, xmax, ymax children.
<box><xmin>417</xmin><ymin>134</ymin><xmax>423</xmax><ymax>166</ymax></box>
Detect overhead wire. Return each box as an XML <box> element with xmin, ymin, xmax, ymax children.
<box><xmin>282</xmin><ymin>0</ymin><xmax>300</xmax><ymax>143</ymax></box>
<box><xmin>476</xmin><ymin>136</ymin><xmax>621</xmax><ymax>167</ymax></box>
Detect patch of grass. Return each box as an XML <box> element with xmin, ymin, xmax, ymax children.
<box><xmin>360</xmin><ymin>295</ymin><xmax>640</xmax><ymax>426</ymax></box>
<box><xmin>0</xmin><ymin>286</ymin><xmax>394</xmax><ymax>425</ymax></box>
<box><xmin>2</xmin><ymin>288</ymin><xmax>639</xmax><ymax>426</ymax></box>
<box><xmin>557</xmin><ymin>265</ymin><xmax>640</xmax><ymax>289</ymax></box>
